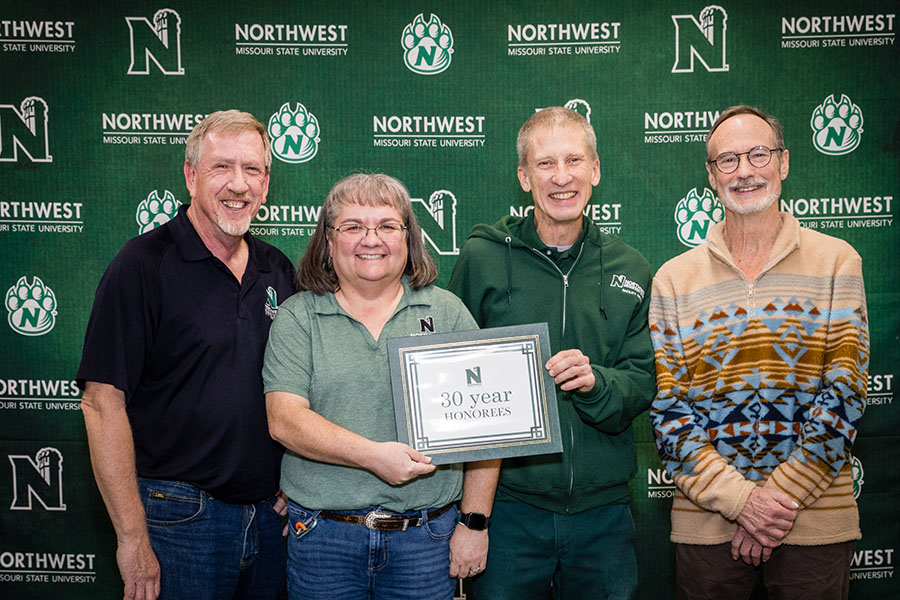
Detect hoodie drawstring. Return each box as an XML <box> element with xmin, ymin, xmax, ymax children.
<box><xmin>598</xmin><ymin>240</ymin><xmax>607</xmax><ymax>319</ymax></box>
<box><xmin>505</xmin><ymin>236</ymin><xmax>512</xmax><ymax>304</ymax></box>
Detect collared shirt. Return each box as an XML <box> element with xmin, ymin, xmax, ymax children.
<box><xmin>518</xmin><ymin>216</ymin><xmax>589</xmax><ymax>270</ymax></box>
<box><xmin>77</xmin><ymin>205</ymin><xmax>295</xmax><ymax>503</ymax></box>
<box><xmin>263</xmin><ymin>279</ymin><xmax>477</xmax><ymax>511</ymax></box>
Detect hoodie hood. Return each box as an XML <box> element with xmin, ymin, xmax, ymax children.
<box><xmin>467</xmin><ymin>216</ymin><xmax>528</xmax><ymax>306</ymax></box>
<box><xmin>465</xmin><ymin>214</ymin><xmax>606</xmax><ymax>316</ymax></box>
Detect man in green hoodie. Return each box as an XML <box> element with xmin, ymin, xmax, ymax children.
<box><xmin>448</xmin><ymin>106</ymin><xmax>656</xmax><ymax>599</ymax></box>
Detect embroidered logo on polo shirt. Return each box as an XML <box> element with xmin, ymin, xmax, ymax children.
<box><xmin>609</xmin><ymin>274</ymin><xmax>645</xmax><ymax>301</ymax></box>
<box><xmin>264</xmin><ymin>287</ymin><xmax>278</xmax><ymax>320</ymax></box>
<box><xmin>419</xmin><ymin>315</ymin><xmax>435</xmax><ymax>333</ymax></box>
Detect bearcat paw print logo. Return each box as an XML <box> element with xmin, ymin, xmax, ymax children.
<box><xmin>6</xmin><ymin>276</ymin><xmax>57</xmax><ymax>336</ymax></box>
<box><xmin>675</xmin><ymin>188</ymin><xmax>724</xmax><ymax>248</ymax></box>
<box><xmin>811</xmin><ymin>94</ymin><xmax>863</xmax><ymax>156</ymax></box>
<box><xmin>136</xmin><ymin>190</ymin><xmax>181</xmax><ymax>235</ymax></box>
<box><xmin>402</xmin><ymin>13</ymin><xmax>453</xmax><ymax>75</ymax></box>
<box><xmin>268</xmin><ymin>102</ymin><xmax>320</xmax><ymax>164</ymax></box>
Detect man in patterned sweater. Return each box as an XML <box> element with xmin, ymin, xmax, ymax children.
<box><xmin>650</xmin><ymin>105</ymin><xmax>868</xmax><ymax>599</ymax></box>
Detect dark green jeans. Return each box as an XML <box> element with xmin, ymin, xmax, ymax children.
<box><xmin>472</xmin><ymin>500</ymin><xmax>637</xmax><ymax>600</ymax></box>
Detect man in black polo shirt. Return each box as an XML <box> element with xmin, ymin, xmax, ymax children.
<box><xmin>78</xmin><ymin>110</ymin><xmax>294</xmax><ymax>600</ymax></box>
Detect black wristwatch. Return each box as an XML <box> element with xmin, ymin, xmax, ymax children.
<box><xmin>457</xmin><ymin>512</ymin><xmax>491</xmax><ymax>531</ymax></box>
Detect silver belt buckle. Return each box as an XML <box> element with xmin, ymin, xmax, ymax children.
<box><xmin>364</xmin><ymin>509</ymin><xmax>392</xmax><ymax>529</ymax></box>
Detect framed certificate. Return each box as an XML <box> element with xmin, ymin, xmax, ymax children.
<box><xmin>388</xmin><ymin>323</ymin><xmax>562</xmax><ymax>465</ymax></box>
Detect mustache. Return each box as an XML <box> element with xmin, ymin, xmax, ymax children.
<box><xmin>727</xmin><ymin>177</ymin><xmax>767</xmax><ymax>191</ymax></box>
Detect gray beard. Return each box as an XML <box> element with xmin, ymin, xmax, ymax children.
<box><xmin>216</xmin><ymin>214</ymin><xmax>251</xmax><ymax>237</ymax></box>
<box><xmin>721</xmin><ymin>189</ymin><xmax>778</xmax><ymax>215</ymax></box>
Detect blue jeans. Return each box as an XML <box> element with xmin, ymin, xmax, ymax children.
<box><xmin>139</xmin><ymin>478</ymin><xmax>286</xmax><ymax>599</ymax></box>
<box><xmin>472</xmin><ymin>501</ymin><xmax>638</xmax><ymax>600</ymax></box>
<box><xmin>285</xmin><ymin>500</ymin><xmax>457</xmax><ymax>600</ymax></box>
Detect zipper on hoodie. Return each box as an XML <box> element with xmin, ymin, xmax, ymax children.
<box><xmin>528</xmin><ymin>241</ymin><xmax>585</xmax><ymax>509</ymax></box>
<box><xmin>529</xmin><ymin>242</ymin><xmax>585</xmax><ymax>339</ymax></box>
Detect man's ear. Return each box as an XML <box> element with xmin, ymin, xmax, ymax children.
<box><xmin>517</xmin><ymin>165</ymin><xmax>531</xmax><ymax>192</ymax></box>
<box><xmin>706</xmin><ymin>161</ymin><xmax>718</xmax><ymax>192</ymax></box>
<box><xmin>184</xmin><ymin>161</ymin><xmax>196</xmax><ymax>198</ymax></box>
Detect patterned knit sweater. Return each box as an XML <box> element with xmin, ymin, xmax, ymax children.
<box><xmin>649</xmin><ymin>214</ymin><xmax>868</xmax><ymax>546</ymax></box>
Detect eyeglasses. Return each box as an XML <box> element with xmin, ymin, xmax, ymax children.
<box><xmin>331</xmin><ymin>222</ymin><xmax>408</xmax><ymax>240</ymax></box>
<box><xmin>707</xmin><ymin>146</ymin><xmax>784</xmax><ymax>174</ymax></box>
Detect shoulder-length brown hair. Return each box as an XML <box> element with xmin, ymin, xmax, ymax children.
<box><xmin>296</xmin><ymin>173</ymin><xmax>438</xmax><ymax>294</ymax></box>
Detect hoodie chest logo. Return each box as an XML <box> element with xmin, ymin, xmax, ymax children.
<box><xmin>609</xmin><ymin>275</ymin><xmax>645</xmax><ymax>301</ymax></box>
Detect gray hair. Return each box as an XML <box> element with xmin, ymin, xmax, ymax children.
<box><xmin>706</xmin><ymin>105</ymin><xmax>785</xmax><ymax>159</ymax></box>
<box><xmin>185</xmin><ymin>110</ymin><xmax>272</xmax><ymax>170</ymax></box>
<box><xmin>517</xmin><ymin>106</ymin><xmax>598</xmax><ymax>167</ymax></box>
<box><xmin>296</xmin><ymin>173</ymin><xmax>438</xmax><ymax>294</ymax></box>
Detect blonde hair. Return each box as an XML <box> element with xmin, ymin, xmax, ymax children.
<box><xmin>185</xmin><ymin>110</ymin><xmax>271</xmax><ymax>170</ymax></box>
<box><xmin>517</xmin><ymin>106</ymin><xmax>598</xmax><ymax>167</ymax></box>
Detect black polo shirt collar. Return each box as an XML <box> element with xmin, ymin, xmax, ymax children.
<box><xmin>168</xmin><ymin>204</ymin><xmax>272</xmax><ymax>273</ymax></box>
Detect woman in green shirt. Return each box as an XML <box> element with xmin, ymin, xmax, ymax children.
<box><xmin>263</xmin><ymin>173</ymin><xmax>496</xmax><ymax>600</ymax></box>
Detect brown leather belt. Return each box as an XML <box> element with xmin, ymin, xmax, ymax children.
<box><xmin>319</xmin><ymin>503</ymin><xmax>454</xmax><ymax>531</ymax></box>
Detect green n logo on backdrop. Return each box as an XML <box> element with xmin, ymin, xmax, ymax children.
<box><xmin>9</xmin><ymin>447</ymin><xmax>66</xmax><ymax>511</ymax></box>
<box><xmin>0</xmin><ymin>97</ymin><xmax>52</xmax><ymax>163</ymax></box>
<box><xmin>126</xmin><ymin>9</ymin><xmax>184</xmax><ymax>75</ymax></box>
<box><xmin>412</xmin><ymin>190</ymin><xmax>459</xmax><ymax>256</ymax></box>
<box><xmin>672</xmin><ymin>5</ymin><xmax>729</xmax><ymax>73</ymax></box>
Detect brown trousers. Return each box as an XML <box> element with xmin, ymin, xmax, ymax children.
<box><xmin>675</xmin><ymin>541</ymin><xmax>855</xmax><ymax>600</ymax></box>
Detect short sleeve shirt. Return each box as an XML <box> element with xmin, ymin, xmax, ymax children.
<box><xmin>263</xmin><ymin>279</ymin><xmax>478</xmax><ymax>511</ymax></box>
<box><xmin>77</xmin><ymin>206</ymin><xmax>295</xmax><ymax>503</ymax></box>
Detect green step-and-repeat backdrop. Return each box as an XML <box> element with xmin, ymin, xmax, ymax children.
<box><xmin>2</xmin><ymin>1</ymin><xmax>897</xmax><ymax>597</ymax></box>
